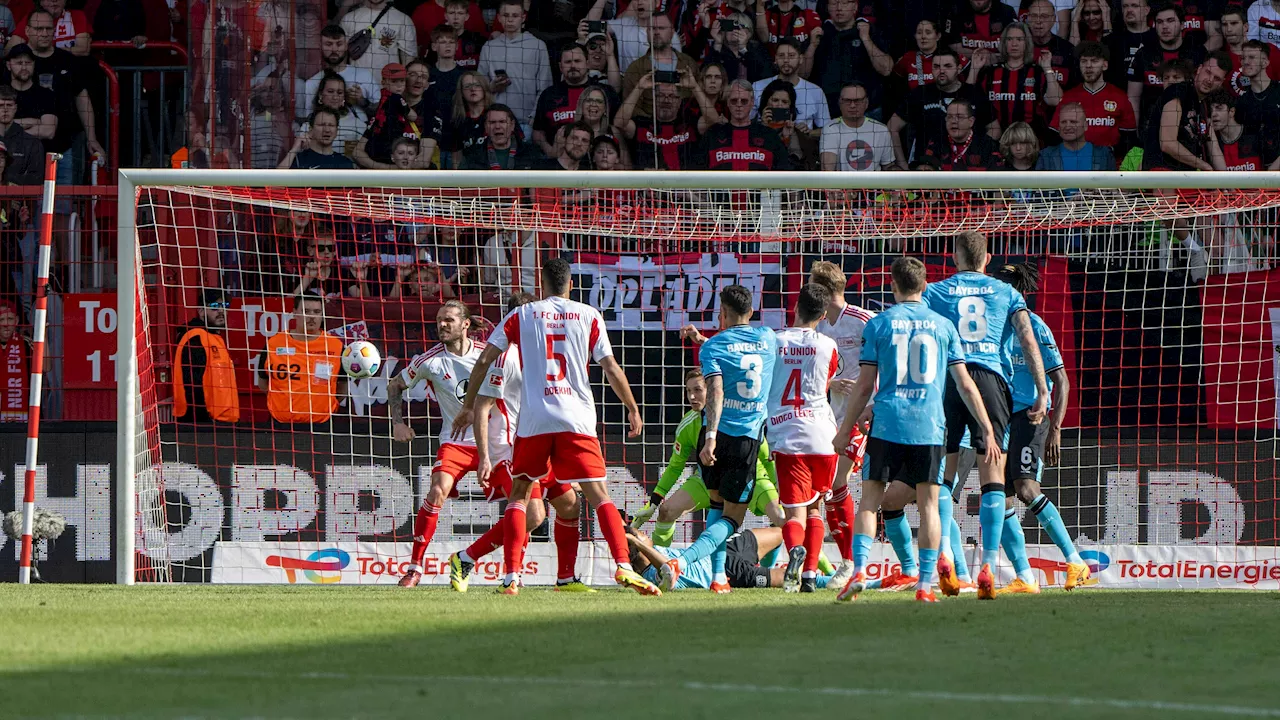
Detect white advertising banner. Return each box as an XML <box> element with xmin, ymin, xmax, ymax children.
<box><xmin>213</xmin><ymin>541</ymin><xmax>1280</xmax><ymax>590</ymax></box>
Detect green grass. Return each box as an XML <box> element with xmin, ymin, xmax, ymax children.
<box><xmin>2</xmin><ymin>586</ymin><xmax>1280</xmax><ymax>720</ymax></box>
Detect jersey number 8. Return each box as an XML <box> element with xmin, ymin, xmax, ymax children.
<box><xmin>737</xmin><ymin>354</ymin><xmax>763</xmax><ymax>399</ymax></box>
<box><xmin>958</xmin><ymin>296</ymin><xmax>989</xmax><ymax>342</ymax></box>
<box><xmin>891</xmin><ymin>333</ymin><xmax>939</xmax><ymax>385</ymax></box>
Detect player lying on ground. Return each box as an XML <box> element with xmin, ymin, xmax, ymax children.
<box><xmin>627</xmin><ymin>526</ymin><xmax>835</xmax><ymax>590</ymax></box>
<box><xmin>453</xmin><ymin>259</ymin><xmax>661</xmax><ymax>596</ymax></box>
<box><xmin>391</xmin><ymin>301</ymin><xmax>487</xmax><ymax>588</ymax></box>
<box><xmin>835</xmin><ymin>257</ymin><xmax>1000</xmax><ymax>603</ymax></box>
<box><xmin>659</xmin><ymin>285</ymin><xmax>777</xmax><ymax>594</ymax></box>
<box><xmin>921</xmin><ymin>231</ymin><xmax>1049</xmax><ymax>600</ymax></box>
<box><xmin>445</xmin><ymin>292</ymin><xmax>593</xmax><ymax>593</ymax></box>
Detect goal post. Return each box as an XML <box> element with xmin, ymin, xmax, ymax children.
<box><xmin>116</xmin><ymin>169</ymin><xmax>1280</xmax><ymax>588</ymax></box>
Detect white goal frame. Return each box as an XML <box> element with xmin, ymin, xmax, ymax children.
<box><xmin>114</xmin><ymin>168</ymin><xmax>1280</xmax><ymax>584</ymax></box>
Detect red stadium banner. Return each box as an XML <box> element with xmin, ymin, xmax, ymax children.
<box><xmin>1201</xmin><ymin>267</ymin><xmax>1280</xmax><ymax>429</ymax></box>
<box><xmin>63</xmin><ymin>293</ymin><xmax>119</xmax><ymax>389</ymax></box>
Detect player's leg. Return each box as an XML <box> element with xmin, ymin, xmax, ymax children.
<box><xmin>562</xmin><ymin>435</ymin><xmax>660</xmax><ymax>596</ymax></box>
<box><xmin>497</xmin><ymin>475</ymin><xmax>538</xmax><ymax>594</ymax></box>
<box><xmin>547</xmin><ymin>482</ymin><xmax>593</xmax><ymax>592</ymax></box>
<box><xmin>836</xmin><ymin>477</ymin><xmax>885</xmax><ymax>602</ymax></box>
<box><xmin>663</xmin><ymin>433</ymin><xmax>754</xmax><ymax>593</ymax></box>
<box><xmin>655</xmin><ymin>483</ymin><xmax>703</xmax><ymax>547</ymax></box>
<box><xmin>826</xmin><ymin>431</ymin><xmax>863</xmax><ymax>581</ymax></box>
<box><xmin>774</xmin><ymin>453</ymin><xmax>812</xmax><ymax>593</ymax></box>
<box><xmin>1011</xmin><ymin>419</ymin><xmax>1091</xmax><ymax>589</ymax></box>
<box><xmin>450</xmin><ymin>462</ymin><xmax>540</xmax><ymax>592</ymax></box>
<box><xmin>401</xmin><ymin>462</ymin><xmax>463</xmax><ymax>587</ymax></box>
<box><xmin>998</xmin><ymin>498</ymin><xmax>1038</xmax><ymax>594</ymax></box>
<box><xmin>913</xmin><ymin>449</ymin><xmax>944</xmax><ymax>602</ymax></box>
<box><xmin>963</xmin><ymin>368</ymin><xmax>1012</xmax><ymax>600</ymax></box>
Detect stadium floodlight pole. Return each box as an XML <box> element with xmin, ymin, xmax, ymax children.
<box><xmin>18</xmin><ymin>153</ymin><xmax>60</xmax><ymax>585</ymax></box>
<box><xmin>116</xmin><ymin>171</ymin><xmax>137</xmax><ymax>585</ymax></box>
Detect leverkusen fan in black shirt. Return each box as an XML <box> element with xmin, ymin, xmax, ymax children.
<box><xmin>894</xmin><ymin>82</ymin><xmax>995</xmax><ymax>163</ymax></box>
<box><xmin>1142</xmin><ymin>80</ymin><xmax>1211</xmax><ymax>169</ymax></box>
<box><xmin>697</xmin><ymin>120</ymin><xmax>793</xmax><ymax>170</ymax></box>
<box><xmin>632</xmin><ymin>107</ymin><xmax>701</xmax><ymax>170</ymax></box>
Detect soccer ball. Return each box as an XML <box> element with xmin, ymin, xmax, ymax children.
<box><xmin>342</xmin><ymin>340</ymin><xmax>382</xmax><ymax>378</ymax></box>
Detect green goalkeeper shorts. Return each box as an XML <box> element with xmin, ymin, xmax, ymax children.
<box><xmin>680</xmin><ymin>472</ymin><xmax>777</xmax><ymax>517</ymax></box>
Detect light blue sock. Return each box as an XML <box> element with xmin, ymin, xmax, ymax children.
<box><xmin>760</xmin><ymin>545</ymin><xmax>781</xmax><ymax>568</ymax></box>
<box><xmin>918</xmin><ymin>548</ymin><xmax>939</xmax><ymax>590</ymax></box>
<box><xmin>1002</xmin><ymin>509</ymin><xmax>1034</xmax><ymax>584</ymax></box>
<box><xmin>815</xmin><ymin>573</ymin><xmax>832</xmax><ymax>589</ymax></box>
<box><xmin>680</xmin><ymin>509</ymin><xmax>736</xmax><ymax>567</ymax></box>
<box><xmin>711</xmin><ymin>543</ymin><xmax>727</xmax><ymax>580</ymax></box>
<box><xmin>852</xmin><ymin>533</ymin><xmax>874</xmax><ymax>574</ymax></box>
<box><xmin>979</xmin><ymin>488</ymin><xmax>1005</xmax><ymax>568</ymax></box>
<box><xmin>882</xmin><ymin>511</ymin><xmax>918</xmax><ymax>576</ymax></box>
<box><xmin>950</xmin><ymin>516</ymin><xmax>971</xmax><ymax>581</ymax></box>
<box><xmin>1030</xmin><ymin>495</ymin><xmax>1084</xmax><ymax>565</ymax></box>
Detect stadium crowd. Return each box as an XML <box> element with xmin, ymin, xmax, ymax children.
<box><xmin>246</xmin><ymin>0</ymin><xmax>1280</xmax><ymax>174</ymax></box>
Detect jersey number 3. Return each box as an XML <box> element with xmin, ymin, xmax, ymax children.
<box><xmin>737</xmin><ymin>354</ymin><xmax>763</xmax><ymax>399</ymax></box>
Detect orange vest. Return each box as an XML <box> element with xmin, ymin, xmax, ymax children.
<box><xmin>263</xmin><ymin>331</ymin><xmax>343</xmax><ymax>424</ymax></box>
<box><xmin>174</xmin><ymin>327</ymin><xmax>241</xmax><ymax>422</ymax></box>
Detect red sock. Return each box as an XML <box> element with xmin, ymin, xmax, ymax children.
<box><xmin>502</xmin><ymin>501</ymin><xmax>527</xmax><ymax>576</ymax></box>
<box><xmin>594</xmin><ymin>501</ymin><xmax>630</xmax><ymax>566</ymax></box>
<box><xmin>411</xmin><ymin>501</ymin><xmax>442</xmax><ymax>566</ymax></box>
<box><xmin>782</xmin><ymin>519</ymin><xmax>804</xmax><ymax>551</ymax></box>
<box><xmin>828</xmin><ymin>486</ymin><xmax>855</xmax><ymax>561</ymax></box>
<box><xmin>464</xmin><ymin>520</ymin><xmax>504</xmax><ymax>563</ymax></box>
<box><xmin>804</xmin><ymin>515</ymin><xmax>824</xmax><ymax>573</ymax></box>
<box><xmin>554</xmin><ymin>515</ymin><xmax>580</xmax><ymax>581</ymax></box>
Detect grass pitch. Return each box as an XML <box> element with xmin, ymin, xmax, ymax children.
<box><xmin>2</xmin><ymin>586</ymin><xmax>1279</xmax><ymax>720</ymax></box>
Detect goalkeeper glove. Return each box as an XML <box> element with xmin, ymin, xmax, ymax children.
<box><xmin>630</xmin><ymin>493</ymin><xmax>664</xmax><ymax>528</ymax></box>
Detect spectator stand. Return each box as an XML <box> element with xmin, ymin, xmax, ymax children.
<box><xmin>91</xmin><ymin>41</ymin><xmax>189</xmax><ymax>170</ymax></box>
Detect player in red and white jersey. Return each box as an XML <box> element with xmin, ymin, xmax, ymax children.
<box><xmin>444</xmin><ymin>293</ymin><xmax>594</xmax><ymax>593</ymax></box>
<box><xmin>768</xmin><ymin>284</ymin><xmax>841</xmax><ymax>594</ymax></box>
<box><xmin>453</xmin><ymin>259</ymin><xmax>661</xmax><ymax>596</ymax></box>
<box><xmin>389</xmin><ymin>301</ymin><xmax>487</xmax><ymax>588</ymax></box>
<box><xmin>809</xmin><ymin>260</ymin><xmax>876</xmax><ymax>589</ymax></box>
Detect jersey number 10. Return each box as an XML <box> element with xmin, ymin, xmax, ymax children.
<box><xmin>891</xmin><ymin>333</ymin><xmax>939</xmax><ymax>385</ymax></box>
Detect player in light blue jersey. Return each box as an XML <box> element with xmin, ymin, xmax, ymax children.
<box><xmin>833</xmin><ymin>257</ymin><xmax>1001</xmax><ymax>603</ymax></box>
<box><xmin>922</xmin><ymin>231</ymin><xmax>1050</xmax><ymax>601</ymax></box>
<box><xmin>977</xmin><ymin>263</ymin><xmax>1091</xmax><ymax>594</ymax></box>
<box><xmin>660</xmin><ymin>285</ymin><xmax>778</xmax><ymax>593</ymax></box>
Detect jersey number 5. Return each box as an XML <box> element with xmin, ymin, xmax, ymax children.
<box><xmin>737</xmin><ymin>354</ymin><xmax>763</xmax><ymax>399</ymax></box>
<box><xmin>546</xmin><ymin>334</ymin><xmax>567</xmax><ymax>382</ymax></box>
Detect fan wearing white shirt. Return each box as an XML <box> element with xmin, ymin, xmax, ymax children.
<box><xmin>1249</xmin><ymin>0</ymin><xmax>1280</xmax><ymax>49</ymax></box>
<box><xmin>820</xmin><ymin>83</ymin><xmax>895</xmax><ymax>170</ymax></box>
<box><xmin>751</xmin><ymin>38</ymin><xmax>830</xmax><ymax>137</ymax></box>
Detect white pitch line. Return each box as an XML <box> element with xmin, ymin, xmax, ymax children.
<box><xmin>119</xmin><ymin>667</ymin><xmax>1280</xmax><ymax>717</ymax></box>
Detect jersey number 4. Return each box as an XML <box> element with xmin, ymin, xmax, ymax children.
<box><xmin>780</xmin><ymin>368</ymin><xmax>805</xmax><ymax>409</ymax></box>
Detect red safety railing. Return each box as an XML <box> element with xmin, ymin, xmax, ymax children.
<box><xmin>90</xmin><ymin>41</ymin><xmax>189</xmax><ymax>174</ymax></box>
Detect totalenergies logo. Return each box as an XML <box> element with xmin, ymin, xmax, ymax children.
<box><xmin>1029</xmin><ymin>550</ymin><xmax>1110</xmax><ymax>587</ymax></box>
<box><xmin>266</xmin><ymin>548</ymin><xmax>351</xmax><ymax>584</ymax></box>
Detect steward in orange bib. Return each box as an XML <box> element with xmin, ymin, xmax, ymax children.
<box><xmin>255</xmin><ymin>290</ymin><xmax>344</xmax><ymax>427</ymax></box>
<box><xmin>174</xmin><ymin>288</ymin><xmax>240</xmax><ymax>423</ymax></box>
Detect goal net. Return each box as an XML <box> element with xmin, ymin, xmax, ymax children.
<box><xmin>118</xmin><ymin>170</ymin><xmax>1280</xmax><ymax>589</ymax></box>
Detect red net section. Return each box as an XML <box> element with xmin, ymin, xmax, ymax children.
<box><xmin>128</xmin><ymin>182</ymin><xmax>1280</xmax><ymax>587</ymax></box>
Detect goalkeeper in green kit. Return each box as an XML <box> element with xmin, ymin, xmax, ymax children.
<box><xmin>630</xmin><ymin>368</ymin><xmax>835</xmax><ymax>576</ymax></box>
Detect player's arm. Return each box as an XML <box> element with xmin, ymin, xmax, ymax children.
<box><xmin>655</xmin><ymin>419</ymin><xmax>696</xmax><ymax>498</ymax></box>
<box><xmin>1010</xmin><ymin>309</ymin><xmax>1050</xmax><ymax>423</ymax></box>
<box><xmin>473</xmin><ymin>393</ymin><xmax>496</xmax><ymax>483</ymax></box>
<box><xmin>452</xmin><ymin>343</ymin><xmax>505</xmax><ymax>440</ymax></box>
<box><xmin>600</xmin><ymin>354</ymin><xmax>644</xmax><ymax>438</ymax></box>
<box><xmin>833</xmin><ymin>363</ymin><xmax>877</xmax><ymax>452</ymax></box>
<box><xmin>1045</xmin><ymin>366</ymin><xmax>1070</xmax><ymax>467</ymax></box>
<box><xmin>387</xmin><ymin>374</ymin><xmax>416</xmax><ymax>442</ymax></box>
<box><xmin>1158</xmin><ymin>96</ymin><xmax>1213</xmax><ymax>170</ymax></box>
<box><xmin>699</xmin><ymin>374</ymin><xmax>724</xmax><ymax>465</ymax></box>
<box><xmin>949</xmin><ymin>363</ymin><xmax>1001</xmax><ymax>465</ymax></box>
<box><xmin>626</xmin><ymin>529</ymin><xmax>670</xmax><ymax>571</ymax></box>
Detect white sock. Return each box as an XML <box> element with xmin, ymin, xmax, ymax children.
<box><xmin>801</xmin><ymin>571</ymin><xmax>816</xmax><ymax>579</ymax></box>
<box><xmin>1018</xmin><ymin>569</ymin><xmax>1037</xmax><ymax>584</ymax></box>
<box><xmin>503</xmin><ymin>572</ymin><xmax>517</xmax><ymax>584</ymax></box>
<box><xmin>458</xmin><ymin>550</ymin><xmax>473</xmax><ymax>564</ymax></box>
<box><xmin>618</xmin><ymin>562</ymin><xmax>633</xmax><ymax>572</ymax></box>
